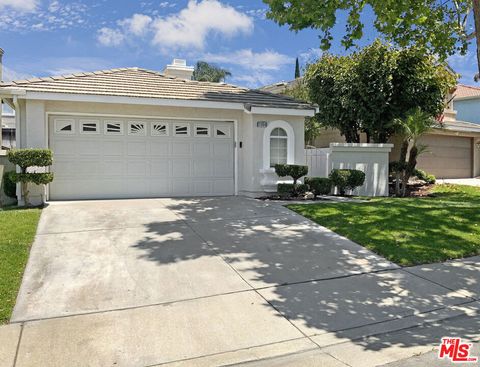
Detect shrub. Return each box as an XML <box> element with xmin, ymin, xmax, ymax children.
<box><xmin>346</xmin><ymin>170</ymin><xmax>366</xmax><ymax>191</ymax></box>
<box><xmin>329</xmin><ymin>169</ymin><xmax>350</xmax><ymax>195</ymax></box>
<box><xmin>329</xmin><ymin>169</ymin><xmax>365</xmax><ymax>195</ymax></box>
<box><xmin>7</xmin><ymin>149</ymin><xmax>54</xmax><ymax>206</ymax></box>
<box><xmin>414</xmin><ymin>169</ymin><xmax>436</xmax><ymax>184</ymax></box>
<box><xmin>305</xmin><ymin>177</ymin><xmax>331</xmax><ymax>198</ymax></box>
<box><xmin>277</xmin><ymin>183</ymin><xmax>308</xmax><ymax>198</ymax></box>
<box><xmin>2</xmin><ymin>171</ymin><xmax>17</xmax><ymax>198</ymax></box>
<box><xmin>274</xmin><ymin>164</ymin><xmax>308</xmax><ymax>185</ymax></box>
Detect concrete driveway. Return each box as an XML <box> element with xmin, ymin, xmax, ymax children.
<box><xmin>4</xmin><ymin>197</ymin><xmax>480</xmax><ymax>367</ymax></box>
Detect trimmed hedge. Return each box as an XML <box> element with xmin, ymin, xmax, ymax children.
<box><xmin>2</xmin><ymin>171</ymin><xmax>17</xmax><ymax>198</ymax></box>
<box><xmin>274</xmin><ymin>164</ymin><xmax>308</xmax><ymax>184</ymax></box>
<box><xmin>305</xmin><ymin>177</ymin><xmax>331</xmax><ymax>198</ymax></box>
<box><xmin>12</xmin><ymin>172</ymin><xmax>54</xmax><ymax>185</ymax></box>
<box><xmin>277</xmin><ymin>183</ymin><xmax>307</xmax><ymax>198</ymax></box>
<box><xmin>7</xmin><ymin>149</ymin><xmax>53</xmax><ymax>170</ymax></box>
<box><xmin>329</xmin><ymin>169</ymin><xmax>365</xmax><ymax>195</ymax></box>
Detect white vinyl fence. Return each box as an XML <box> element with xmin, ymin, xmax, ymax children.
<box><xmin>305</xmin><ymin>143</ymin><xmax>393</xmax><ymax>197</ymax></box>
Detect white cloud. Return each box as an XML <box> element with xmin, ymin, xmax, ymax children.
<box><xmin>0</xmin><ymin>0</ymin><xmax>38</xmax><ymax>12</ymax></box>
<box><xmin>151</xmin><ymin>0</ymin><xmax>253</xmax><ymax>50</ymax></box>
<box><xmin>448</xmin><ymin>50</ymin><xmax>477</xmax><ymax>85</ymax></box>
<box><xmin>97</xmin><ymin>27</ymin><xmax>125</xmax><ymax>47</ymax></box>
<box><xmin>203</xmin><ymin>49</ymin><xmax>294</xmax><ymax>88</ymax></box>
<box><xmin>119</xmin><ymin>13</ymin><xmax>152</xmax><ymax>36</ymax></box>
<box><xmin>204</xmin><ymin>49</ymin><xmax>293</xmax><ymax>71</ymax></box>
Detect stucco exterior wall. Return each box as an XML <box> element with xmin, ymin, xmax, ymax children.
<box><xmin>17</xmin><ymin>99</ymin><xmax>306</xmax><ymax>202</ymax></box>
<box><xmin>454</xmin><ymin>99</ymin><xmax>480</xmax><ymax>124</ymax></box>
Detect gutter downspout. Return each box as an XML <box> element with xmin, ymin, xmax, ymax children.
<box><xmin>13</xmin><ymin>95</ymin><xmax>23</xmax><ymax>205</ymax></box>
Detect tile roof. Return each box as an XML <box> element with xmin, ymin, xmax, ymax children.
<box><xmin>0</xmin><ymin>67</ymin><xmax>313</xmax><ymax>110</ymax></box>
<box><xmin>454</xmin><ymin>84</ymin><xmax>480</xmax><ymax>99</ymax></box>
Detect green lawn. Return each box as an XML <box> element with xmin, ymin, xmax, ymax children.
<box><xmin>0</xmin><ymin>207</ymin><xmax>41</xmax><ymax>324</ymax></box>
<box><xmin>288</xmin><ymin>185</ymin><xmax>480</xmax><ymax>266</ymax></box>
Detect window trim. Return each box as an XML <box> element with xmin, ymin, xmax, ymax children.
<box><xmin>262</xmin><ymin>120</ymin><xmax>295</xmax><ymax>170</ymax></box>
<box><xmin>194</xmin><ymin>124</ymin><xmax>211</xmax><ymax>137</ymax></box>
<box><xmin>79</xmin><ymin>119</ymin><xmax>100</xmax><ymax>135</ymax></box>
<box><xmin>104</xmin><ymin>120</ymin><xmax>124</xmax><ymax>135</ymax></box>
<box><xmin>54</xmin><ymin>118</ymin><xmax>75</xmax><ymax>135</ymax></box>
<box><xmin>174</xmin><ymin>123</ymin><xmax>190</xmax><ymax>137</ymax></box>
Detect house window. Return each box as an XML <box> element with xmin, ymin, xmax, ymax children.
<box><xmin>269</xmin><ymin>127</ymin><xmax>288</xmax><ymax>167</ymax></box>
<box><xmin>152</xmin><ymin>123</ymin><xmax>168</xmax><ymax>136</ymax></box>
<box><xmin>128</xmin><ymin>122</ymin><xmax>146</xmax><ymax>136</ymax></box>
<box><xmin>104</xmin><ymin>121</ymin><xmax>124</xmax><ymax>135</ymax></box>
<box><xmin>215</xmin><ymin>125</ymin><xmax>231</xmax><ymax>138</ymax></box>
<box><xmin>174</xmin><ymin>124</ymin><xmax>190</xmax><ymax>136</ymax></box>
<box><xmin>80</xmin><ymin>120</ymin><xmax>99</xmax><ymax>134</ymax></box>
<box><xmin>54</xmin><ymin>119</ymin><xmax>75</xmax><ymax>134</ymax></box>
<box><xmin>195</xmin><ymin>124</ymin><xmax>210</xmax><ymax>137</ymax></box>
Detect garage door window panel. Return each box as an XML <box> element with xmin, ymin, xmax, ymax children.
<box><xmin>174</xmin><ymin>124</ymin><xmax>190</xmax><ymax>136</ymax></box>
<box><xmin>105</xmin><ymin>121</ymin><xmax>124</xmax><ymax>135</ymax></box>
<box><xmin>215</xmin><ymin>125</ymin><xmax>231</xmax><ymax>138</ymax></box>
<box><xmin>128</xmin><ymin>122</ymin><xmax>147</xmax><ymax>136</ymax></box>
<box><xmin>195</xmin><ymin>124</ymin><xmax>211</xmax><ymax>137</ymax></box>
<box><xmin>152</xmin><ymin>123</ymin><xmax>169</xmax><ymax>136</ymax></box>
<box><xmin>54</xmin><ymin>119</ymin><xmax>75</xmax><ymax>134</ymax></box>
<box><xmin>80</xmin><ymin>120</ymin><xmax>100</xmax><ymax>134</ymax></box>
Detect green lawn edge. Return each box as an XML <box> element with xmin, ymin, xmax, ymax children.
<box><xmin>287</xmin><ymin>185</ymin><xmax>480</xmax><ymax>267</ymax></box>
<box><xmin>0</xmin><ymin>207</ymin><xmax>42</xmax><ymax>324</ymax></box>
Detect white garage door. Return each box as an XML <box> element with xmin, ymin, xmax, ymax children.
<box><xmin>49</xmin><ymin>115</ymin><xmax>234</xmax><ymax>200</ymax></box>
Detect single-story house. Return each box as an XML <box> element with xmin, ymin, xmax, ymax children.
<box><xmin>453</xmin><ymin>84</ymin><xmax>480</xmax><ymax>124</ymax></box>
<box><xmin>0</xmin><ymin>59</ymin><xmax>315</xmax><ymax>203</ymax></box>
<box><xmin>261</xmin><ymin>82</ymin><xmax>480</xmax><ymax>179</ymax></box>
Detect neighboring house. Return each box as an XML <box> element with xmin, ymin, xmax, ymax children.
<box><xmin>453</xmin><ymin>84</ymin><xmax>480</xmax><ymax>124</ymax></box>
<box><xmin>262</xmin><ymin>81</ymin><xmax>480</xmax><ymax>179</ymax></box>
<box><xmin>0</xmin><ymin>59</ymin><xmax>315</xmax><ymax>204</ymax></box>
<box><xmin>1</xmin><ymin>113</ymin><xmax>15</xmax><ymax>149</ymax></box>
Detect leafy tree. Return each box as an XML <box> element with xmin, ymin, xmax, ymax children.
<box><xmin>391</xmin><ymin>108</ymin><xmax>439</xmax><ymax>196</ymax></box>
<box><xmin>263</xmin><ymin>0</ymin><xmax>480</xmax><ymax>80</ymax></box>
<box><xmin>295</xmin><ymin>57</ymin><xmax>301</xmax><ymax>78</ymax></box>
<box><xmin>304</xmin><ymin>41</ymin><xmax>456</xmax><ymax>143</ymax></box>
<box><xmin>193</xmin><ymin>61</ymin><xmax>232</xmax><ymax>83</ymax></box>
<box><xmin>283</xmin><ymin>79</ymin><xmax>322</xmax><ymax>145</ymax></box>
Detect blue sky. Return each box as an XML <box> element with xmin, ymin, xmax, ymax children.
<box><xmin>0</xmin><ymin>0</ymin><xmax>477</xmax><ymax>89</ymax></box>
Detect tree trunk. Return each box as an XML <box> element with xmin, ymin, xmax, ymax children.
<box><xmin>401</xmin><ymin>145</ymin><xmax>419</xmax><ymax>197</ymax></box>
<box><xmin>473</xmin><ymin>0</ymin><xmax>480</xmax><ymax>81</ymax></box>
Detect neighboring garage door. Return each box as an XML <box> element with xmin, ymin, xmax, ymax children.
<box><xmin>417</xmin><ymin>134</ymin><xmax>473</xmax><ymax>179</ymax></box>
<box><xmin>49</xmin><ymin>115</ymin><xmax>234</xmax><ymax>200</ymax></box>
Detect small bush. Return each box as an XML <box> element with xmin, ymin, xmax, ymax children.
<box><xmin>305</xmin><ymin>177</ymin><xmax>331</xmax><ymax>198</ymax></box>
<box><xmin>347</xmin><ymin>170</ymin><xmax>366</xmax><ymax>191</ymax></box>
<box><xmin>277</xmin><ymin>183</ymin><xmax>307</xmax><ymax>198</ymax></box>
<box><xmin>425</xmin><ymin>174</ymin><xmax>436</xmax><ymax>184</ymax></box>
<box><xmin>414</xmin><ymin>169</ymin><xmax>436</xmax><ymax>184</ymax></box>
<box><xmin>329</xmin><ymin>169</ymin><xmax>350</xmax><ymax>195</ymax></box>
<box><xmin>329</xmin><ymin>169</ymin><xmax>365</xmax><ymax>195</ymax></box>
<box><xmin>274</xmin><ymin>164</ymin><xmax>308</xmax><ymax>184</ymax></box>
<box><xmin>2</xmin><ymin>171</ymin><xmax>17</xmax><ymax>198</ymax></box>
<box><xmin>7</xmin><ymin>149</ymin><xmax>53</xmax><ymax>169</ymax></box>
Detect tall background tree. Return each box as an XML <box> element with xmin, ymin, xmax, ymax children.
<box><xmin>304</xmin><ymin>41</ymin><xmax>456</xmax><ymax>143</ymax></box>
<box><xmin>295</xmin><ymin>57</ymin><xmax>301</xmax><ymax>79</ymax></box>
<box><xmin>264</xmin><ymin>0</ymin><xmax>480</xmax><ymax>80</ymax></box>
<box><xmin>193</xmin><ymin>61</ymin><xmax>232</xmax><ymax>83</ymax></box>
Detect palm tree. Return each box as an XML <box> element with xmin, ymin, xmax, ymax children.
<box><xmin>193</xmin><ymin>61</ymin><xmax>232</xmax><ymax>83</ymax></box>
<box><xmin>394</xmin><ymin>108</ymin><xmax>439</xmax><ymax>196</ymax></box>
